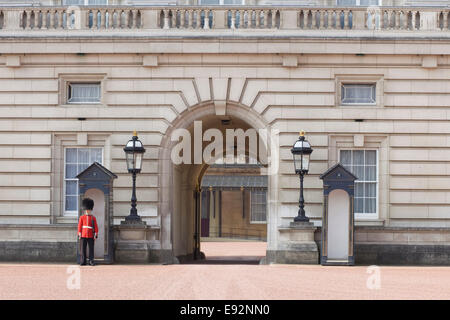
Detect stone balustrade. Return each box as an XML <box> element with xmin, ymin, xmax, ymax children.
<box><xmin>0</xmin><ymin>6</ymin><xmax>448</xmax><ymax>32</ymax></box>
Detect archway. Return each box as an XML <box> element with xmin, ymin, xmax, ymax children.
<box><xmin>159</xmin><ymin>102</ymin><xmax>278</xmax><ymax>263</ymax></box>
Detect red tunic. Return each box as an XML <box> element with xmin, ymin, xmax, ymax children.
<box><xmin>77</xmin><ymin>214</ymin><xmax>99</xmax><ymax>238</ymax></box>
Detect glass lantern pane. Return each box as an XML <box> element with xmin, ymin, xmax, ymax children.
<box><xmin>126</xmin><ymin>152</ymin><xmax>134</xmax><ymax>170</ymax></box>
<box><xmin>135</xmin><ymin>153</ymin><xmax>143</xmax><ymax>171</ymax></box>
<box><xmin>302</xmin><ymin>154</ymin><xmax>310</xmax><ymax>171</ymax></box>
<box><xmin>293</xmin><ymin>154</ymin><xmax>301</xmax><ymax>172</ymax></box>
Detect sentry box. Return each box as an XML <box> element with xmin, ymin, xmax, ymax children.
<box><xmin>319</xmin><ymin>163</ymin><xmax>357</xmax><ymax>266</ymax></box>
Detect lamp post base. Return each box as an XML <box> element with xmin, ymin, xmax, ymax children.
<box><xmin>293</xmin><ymin>215</ymin><xmax>310</xmax><ymax>223</ymax></box>
<box><xmin>263</xmin><ymin>221</ymin><xmax>318</xmax><ymax>265</ymax></box>
<box><xmin>121</xmin><ymin>215</ymin><xmax>147</xmax><ymax>226</ymax></box>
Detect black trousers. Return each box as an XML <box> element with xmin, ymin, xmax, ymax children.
<box><xmin>80</xmin><ymin>237</ymin><xmax>94</xmax><ymax>264</ymax></box>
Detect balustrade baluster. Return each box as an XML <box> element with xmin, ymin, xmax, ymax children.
<box><xmin>41</xmin><ymin>10</ymin><xmax>48</xmax><ymax>30</ymax></box>
<box><xmin>203</xmin><ymin>10</ymin><xmax>210</xmax><ymax>30</ymax></box>
<box><xmin>320</xmin><ymin>10</ymin><xmax>326</xmax><ymax>29</ymax></box>
<box><xmin>187</xmin><ymin>10</ymin><xmax>193</xmax><ymax>29</ymax></box>
<box><xmin>99</xmin><ymin>10</ymin><xmax>105</xmax><ymax>29</ymax></box>
<box><xmin>240</xmin><ymin>10</ymin><xmax>245</xmax><ymax>29</ymax></box>
<box><xmin>124</xmin><ymin>10</ymin><xmax>130</xmax><ymax>29</ymax></box>
<box><xmin>344</xmin><ymin>10</ymin><xmax>349</xmax><ymax>29</ymax></box>
<box><xmin>59</xmin><ymin>10</ymin><xmax>65</xmax><ymax>29</ymax></box>
<box><xmin>107</xmin><ymin>10</ymin><xmax>113</xmax><ymax>29</ymax></box>
<box><xmin>230</xmin><ymin>10</ymin><xmax>235</xmax><ymax>29</ymax></box>
<box><xmin>327</xmin><ymin>10</ymin><xmax>333</xmax><ymax>29</ymax></box>
<box><xmin>395</xmin><ymin>11</ymin><xmax>400</xmax><ymax>29</ymax></box>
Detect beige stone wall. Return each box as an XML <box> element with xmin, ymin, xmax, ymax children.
<box><xmin>0</xmin><ymin>30</ymin><xmax>448</xmax><ymax>256</ymax></box>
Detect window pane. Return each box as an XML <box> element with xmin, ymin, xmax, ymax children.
<box><xmin>337</xmin><ymin>0</ymin><xmax>356</xmax><ymax>5</ymax></box>
<box><xmin>65</xmin><ymin>181</ymin><xmax>77</xmax><ymax>195</ymax></box>
<box><xmin>88</xmin><ymin>0</ymin><xmax>107</xmax><ymax>4</ymax></box>
<box><xmin>365</xmin><ymin>198</ymin><xmax>376</xmax><ymax>214</ymax></box>
<box><xmin>354</xmin><ymin>197</ymin><xmax>363</xmax><ymax>213</ymax></box>
<box><xmin>78</xmin><ymin>163</ymin><xmax>89</xmax><ymax>174</ymax></box>
<box><xmin>200</xmin><ymin>0</ymin><xmax>220</xmax><ymax>4</ymax></box>
<box><xmin>352</xmin><ymin>150</ymin><xmax>364</xmax><ymax>165</ymax></box>
<box><xmin>341</xmin><ymin>84</ymin><xmax>376</xmax><ymax>104</ymax></box>
<box><xmin>365</xmin><ymin>165</ymin><xmax>376</xmax><ymax>181</ymax></box>
<box><xmin>90</xmin><ymin>148</ymin><xmax>102</xmax><ymax>163</ymax></box>
<box><xmin>251</xmin><ymin>190</ymin><xmax>267</xmax><ymax>222</ymax></box>
<box><xmin>65</xmin><ymin>195</ymin><xmax>77</xmax><ymax>212</ymax></box>
<box><xmin>365</xmin><ymin>183</ymin><xmax>376</xmax><ymax>197</ymax></box>
<box><xmin>355</xmin><ymin>183</ymin><xmax>364</xmax><ymax>197</ymax></box>
<box><xmin>63</xmin><ymin>0</ymin><xmax>83</xmax><ymax>4</ymax></box>
<box><xmin>360</xmin><ymin>0</ymin><xmax>379</xmax><ymax>5</ymax></box>
<box><xmin>68</xmin><ymin>83</ymin><xmax>100</xmax><ymax>103</ymax></box>
<box><xmin>66</xmin><ymin>148</ymin><xmax>77</xmax><ymax>163</ymax></box>
<box><xmin>65</xmin><ymin>164</ymin><xmax>77</xmax><ymax>179</ymax></box>
<box><xmin>78</xmin><ymin>149</ymin><xmax>89</xmax><ymax>164</ymax></box>
<box><xmin>341</xmin><ymin>149</ymin><xmax>378</xmax><ymax>216</ymax></box>
<box><xmin>365</xmin><ymin>150</ymin><xmax>376</xmax><ymax>165</ymax></box>
<box><xmin>340</xmin><ymin>150</ymin><xmax>351</xmax><ymax>166</ymax></box>
<box><xmin>64</xmin><ymin>147</ymin><xmax>103</xmax><ymax>214</ymax></box>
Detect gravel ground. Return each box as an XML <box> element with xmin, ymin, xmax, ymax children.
<box><xmin>0</xmin><ymin>242</ymin><xmax>449</xmax><ymax>300</ymax></box>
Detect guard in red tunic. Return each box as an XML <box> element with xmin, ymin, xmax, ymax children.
<box><xmin>78</xmin><ymin>198</ymin><xmax>98</xmax><ymax>266</ymax></box>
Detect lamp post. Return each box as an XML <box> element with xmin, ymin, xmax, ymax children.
<box><xmin>291</xmin><ymin>130</ymin><xmax>313</xmax><ymax>222</ymax></box>
<box><xmin>123</xmin><ymin>131</ymin><xmax>146</xmax><ymax>223</ymax></box>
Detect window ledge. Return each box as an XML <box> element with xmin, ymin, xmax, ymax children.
<box><xmin>56</xmin><ymin>216</ymin><xmax>78</xmax><ymax>224</ymax></box>
<box><xmin>355</xmin><ymin>219</ymin><xmax>384</xmax><ymax>227</ymax></box>
<box><xmin>62</xmin><ymin>103</ymin><xmax>103</xmax><ymax>106</ymax></box>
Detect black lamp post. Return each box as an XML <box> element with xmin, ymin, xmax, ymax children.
<box><xmin>291</xmin><ymin>131</ymin><xmax>313</xmax><ymax>222</ymax></box>
<box><xmin>123</xmin><ymin>131</ymin><xmax>146</xmax><ymax>223</ymax></box>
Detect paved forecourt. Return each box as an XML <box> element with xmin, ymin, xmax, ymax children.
<box><xmin>0</xmin><ymin>262</ymin><xmax>449</xmax><ymax>300</ymax></box>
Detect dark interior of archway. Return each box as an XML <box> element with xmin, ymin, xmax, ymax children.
<box><xmin>179</xmin><ymin>114</ymin><xmax>268</xmax><ymax>265</ymax></box>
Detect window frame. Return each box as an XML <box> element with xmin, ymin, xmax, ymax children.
<box><xmin>338</xmin><ymin>148</ymin><xmax>379</xmax><ymax>220</ymax></box>
<box><xmin>249</xmin><ymin>189</ymin><xmax>267</xmax><ymax>224</ymax></box>
<box><xmin>335</xmin><ymin>75</ymin><xmax>384</xmax><ymax>108</ymax></box>
<box><xmin>341</xmin><ymin>83</ymin><xmax>377</xmax><ymax>105</ymax></box>
<box><xmin>63</xmin><ymin>146</ymin><xmax>104</xmax><ymax>216</ymax></box>
<box><xmin>67</xmin><ymin>82</ymin><xmax>102</xmax><ymax>105</ymax></box>
<box><xmin>59</xmin><ymin>74</ymin><xmax>106</xmax><ymax>106</ymax></box>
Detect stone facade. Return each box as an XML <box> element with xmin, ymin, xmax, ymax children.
<box><xmin>0</xmin><ymin>3</ymin><xmax>449</xmax><ymax>264</ymax></box>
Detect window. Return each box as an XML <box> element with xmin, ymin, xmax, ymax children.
<box><xmin>340</xmin><ymin>150</ymin><xmax>378</xmax><ymax>218</ymax></box>
<box><xmin>67</xmin><ymin>82</ymin><xmax>101</xmax><ymax>104</ymax></box>
<box><xmin>250</xmin><ymin>190</ymin><xmax>267</xmax><ymax>223</ymax></box>
<box><xmin>341</xmin><ymin>83</ymin><xmax>376</xmax><ymax>105</ymax></box>
<box><xmin>337</xmin><ymin>0</ymin><xmax>380</xmax><ymax>5</ymax></box>
<box><xmin>64</xmin><ymin>147</ymin><xmax>103</xmax><ymax>215</ymax></box>
<box><xmin>63</xmin><ymin>0</ymin><xmax>108</xmax><ymax>5</ymax></box>
<box><xmin>199</xmin><ymin>0</ymin><xmax>245</xmax><ymax>4</ymax></box>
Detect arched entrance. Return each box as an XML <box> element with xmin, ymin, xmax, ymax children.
<box><xmin>159</xmin><ymin>102</ymin><xmax>278</xmax><ymax>263</ymax></box>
